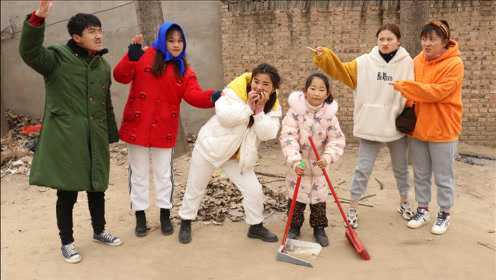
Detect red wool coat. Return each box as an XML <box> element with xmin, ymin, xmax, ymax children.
<box><xmin>113</xmin><ymin>48</ymin><xmax>214</xmax><ymax>148</ymax></box>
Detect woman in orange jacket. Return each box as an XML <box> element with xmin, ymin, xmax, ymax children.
<box><xmin>393</xmin><ymin>20</ymin><xmax>464</xmax><ymax>235</ymax></box>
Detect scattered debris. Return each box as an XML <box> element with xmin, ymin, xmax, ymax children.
<box><xmin>374</xmin><ymin>177</ymin><xmax>384</xmax><ymax>190</ymax></box>
<box><xmin>171</xmin><ymin>173</ymin><xmax>287</xmax><ymax>224</ymax></box>
<box><xmin>186</xmin><ymin>134</ymin><xmax>197</xmax><ymax>143</ymax></box>
<box><xmin>359</xmin><ymin>194</ymin><xmax>377</xmax><ymax>201</ymax></box>
<box><xmin>335</xmin><ymin>178</ymin><xmax>346</xmax><ymax>186</ymax></box>
<box><xmin>1</xmin><ymin>111</ymin><xmax>131</xmax><ymax>177</ymax></box>
<box><xmin>255</xmin><ymin>171</ymin><xmax>286</xmax><ymax>179</ymax></box>
<box><xmin>109</xmin><ymin>142</ymin><xmax>128</xmax><ymax>166</ymax></box>
<box><xmin>459</xmin><ymin>153</ymin><xmax>496</xmax><ymax>161</ymax></box>
<box><xmin>455</xmin><ymin>153</ymin><xmax>495</xmax><ymax>166</ymax></box>
<box><xmin>466</xmin><ymin>191</ymin><xmax>483</xmax><ymax>200</ymax></box>
<box><xmin>477</xmin><ymin>241</ymin><xmax>496</xmax><ymax>252</ymax></box>
<box><xmin>338</xmin><ymin>198</ymin><xmax>374</xmax><ymax>208</ymax></box>
<box><xmin>1</xmin><ymin>111</ymin><xmax>41</xmax><ymax>177</ymax></box>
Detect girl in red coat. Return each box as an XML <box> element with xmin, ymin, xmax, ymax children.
<box><xmin>113</xmin><ymin>21</ymin><xmax>216</xmax><ymax>237</ymax></box>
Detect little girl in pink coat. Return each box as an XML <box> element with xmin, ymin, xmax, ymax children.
<box><xmin>279</xmin><ymin>73</ymin><xmax>345</xmax><ymax>247</ymax></box>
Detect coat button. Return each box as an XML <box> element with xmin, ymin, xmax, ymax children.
<box><xmin>139</xmin><ymin>92</ymin><xmax>146</xmax><ymax>99</ymax></box>
<box><xmin>134</xmin><ymin>111</ymin><xmax>141</xmax><ymax>118</ymax></box>
<box><xmin>171</xmin><ymin>112</ymin><xmax>177</xmax><ymax>118</ymax></box>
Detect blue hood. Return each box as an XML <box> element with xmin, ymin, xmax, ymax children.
<box><xmin>151</xmin><ymin>21</ymin><xmax>187</xmax><ymax>76</ymax></box>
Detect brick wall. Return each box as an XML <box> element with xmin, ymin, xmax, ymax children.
<box><xmin>220</xmin><ymin>0</ymin><xmax>496</xmax><ymax>146</ymax></box>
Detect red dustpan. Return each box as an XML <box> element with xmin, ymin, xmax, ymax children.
<box><xmin>308</xmin><ymin>136</ymin><xmax>370</xmax><ymax>260</ymax></box>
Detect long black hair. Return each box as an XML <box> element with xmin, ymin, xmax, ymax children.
<box><xmin>304</xmin><ymin>72</ymin><xmax>333</xmax><ymax>104</ymax></box>
<box><xmin>247</xmin><ymin>63</ymin><xmax>281</xmax><ymax>113</ymax></box>
<box><xmin>246</xmin><ymin>63</ymin><xmax>281</xmax><ymax>127</ymax></box>
<box><xmin>152</xmin><ymin>26</ymin><xmax>188</xmax><ymax>78</ymax></box>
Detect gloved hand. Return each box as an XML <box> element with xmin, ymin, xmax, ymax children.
<box><xmin>128</xmin><ymin>43</ymin><xmax>144</xmax><ymax>61</ymax></box>
<box><xmin>211</xmin><ymin>90</ymin><xmax>222</xmax><ymax>104</ymax></box>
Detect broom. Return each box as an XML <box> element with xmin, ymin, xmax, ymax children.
<box><xmin>308</xmin><ymin>136</ymin><xmax>370</xmax><ymax>260</ymax></box>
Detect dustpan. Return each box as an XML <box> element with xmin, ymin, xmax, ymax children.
<box><xmin>276</xmin><ymin>162</ymin><xmax>322</xmax><ymax>267</ymax></box>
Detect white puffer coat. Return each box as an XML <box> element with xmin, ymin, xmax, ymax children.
<box><xmin>195</xmin><ymin>88</ymin><xmax>282</xmax><ymax>172</ymax></box>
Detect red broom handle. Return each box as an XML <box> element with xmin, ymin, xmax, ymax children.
<box><xmin>281</xmin><ymin>174</ymin><xmax>302</xmax><ymax>247</ymax></box>
<box><xmin>308</xmin><ymin>136</ymin><xmax>352</xmax><ymax>228</ymax></box>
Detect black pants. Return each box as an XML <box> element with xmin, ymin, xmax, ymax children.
<box><xmin>288</xmin><ymin>199</ymin><xmax>328</xmax><ymax>228</ymax></box>
<box><xmin>56</xmin><ymin>190</ymin><xmax>106</xmax><ymax>245</ymax></box>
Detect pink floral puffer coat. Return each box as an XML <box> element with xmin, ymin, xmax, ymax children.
<box><xmin>279</xmin><ymin>91</ymin><xmax>346</xmax><ymax>204</ymax></box>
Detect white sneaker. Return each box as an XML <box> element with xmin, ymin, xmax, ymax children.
<box><xmin>407</xmin><ymin>208</ymin><xmax>430</xmax><ymax>229</ymax></box>
<box><xmin>346</xmin><ymin>208</ymin><xmax>358</xmax><ymax>229</ymax></box>
<box><xmin>431</xmin><ymin>211</ymin><xmax>450</xmax><ymax>235</ymax></box>
<box><xmin>398</xmin><ymin>202</ymin><xmax>415</xmax><ymax>220</ymax></box>
<box><xmin>61</xmin><ymin>242</ymin><xmax>81</xmax><ymax>264</ymax></box>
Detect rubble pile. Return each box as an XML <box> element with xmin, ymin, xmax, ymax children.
<box><xmin>1</xmin><ymin>112</ymin><xmax>289</xmax><ymax>223</ymax></box>
<box><xmin>1</xmin><ymin>111</ymin><xmax>40</xmax><ymax>177</ymax></box>
<box><xmin>172</xmin><ymin>173</ymin><xmax>287</xmax><ymax>224</ymax></box>
<box><xmin>109</xmin><ymin>142</ymin><xmax>128</xmax><ymax>166</ymax></box>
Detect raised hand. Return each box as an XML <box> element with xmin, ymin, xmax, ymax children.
<box><xmin>307</xmin><ymin>46</ymin><xmax>324</xmax><ymax>56</ymax></box>
<box><xmin>256</xmin><ymin>90</ymin><xmax>269</xmax><ymax>106</ymax></box>
<box><xmin>131</xmin><ymin>34</ymin><xmax>144</xmax><ymax>45</ymax></box>
<box><xmin>35</xmin><ymin>0</ymin><xmax>53</xmax><ymax>18</ymax></box>
<box><xmin>128</xmin><ymin>34</ymin><xmax>146</xmax><ymax>61</ymax></box>
<box><xmin>247</xmin><ymin>90</ymin><xmax>260</xmax><ymax>111</ymax></box>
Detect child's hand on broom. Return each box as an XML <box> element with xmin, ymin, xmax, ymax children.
<box><xmin>315</xmin><ymin>159</ymin><xmax>328</xmax><ymax>169</ymax></box>
<box><xmin>294</xmin><ymin>160</ymin><xmax>305</xmax><ymax>176</ymax></box>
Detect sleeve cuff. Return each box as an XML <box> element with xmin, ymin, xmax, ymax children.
<box><xmin>28</xmin><ymin>11</ymin><xmax>45</xmax><ymax>26</ymax></box>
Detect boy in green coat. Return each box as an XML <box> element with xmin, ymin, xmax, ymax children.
<box><xmin>19</xmin><ymin>0</ymin><xmax>122</xmax><ymax>264</ymax></box>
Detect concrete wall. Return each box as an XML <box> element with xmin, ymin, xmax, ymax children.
<box><xmin>220</xmin><ymin>0</ymin><xmax>496</xmax><ymax>147</ymax></box>
<box><xmin>1</xmin><ymin>0</ymin><xmax>223</xmax><ymax>135</ymax></box>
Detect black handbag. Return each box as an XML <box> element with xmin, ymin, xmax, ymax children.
<box><xmin>395</xmin><ymin>104</ymin><xmax>416</xmax><ymax>134</ymax></box>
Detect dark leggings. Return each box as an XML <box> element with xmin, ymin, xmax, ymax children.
<box><xmin>288</xmin><ymin>199</ymin><xmax>328</xmax><ymax>228</ymax></box>
<box><xmin>56</xmin><ymin>190</ymin><xmax>106</xmax><ymax>245</ymax></box>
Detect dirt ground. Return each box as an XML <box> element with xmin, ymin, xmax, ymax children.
<box><xmin>1</xmin><ymin>140</ymin><xmax>495</xmax><ymax>280</ymax></box>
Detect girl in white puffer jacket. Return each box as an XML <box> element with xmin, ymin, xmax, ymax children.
<box><xmin>178</xmin><ymin>63</ymin><xmax>282</xmax><ymax>244</ymax></box>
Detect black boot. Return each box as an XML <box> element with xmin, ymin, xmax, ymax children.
<box><xmin>135</xmin><ymin>210</ymin><xmax>149</xmax><ymax>237</ymax></box>
<box><xmin>160</xmin><ymin>208</ymin><xmax>173</xmax><ymax>235</ymax></box>
<box><xmin>287</xmin><ymin>199</ymin><xmax>305</xmax><ymax>240</ymax></box>
<box><xmin>178</xmin><ymin>219</ymin><xmax>192</xmax><ymax>244</ymax></box>
<box><xmin>313</xmin><ymin>226</ymin><xmax>329</xmax><ymax>247</ymax></box>
<box><xmin>287</xmin><ymin>225</ymin><xmax>301</xmax><ymax>240</ymax></box>
<box><xmin>247</xmin><ymin>223</ymin><xmax>278</xmax><ymax>242</ymax></box>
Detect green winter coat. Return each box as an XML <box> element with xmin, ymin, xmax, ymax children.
<box><xmin>19</xmin><ymin>19</ymin><xmax>118</xmax><ymax>192</ymax></box>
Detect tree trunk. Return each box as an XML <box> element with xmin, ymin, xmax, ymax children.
<box><xmin>400</xmin><ymin>0</ymin><xmax>429</xmax><ymax>57</ymax></box>
<box><xmin>134</xmin><ymin>0</ymin><xmax>164</xmax><ymax>45</ymax></box>
<box><xmin>133</xmin><ymin>0</ymin><xmax>189</xmax><ymax>157</ymax></box>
